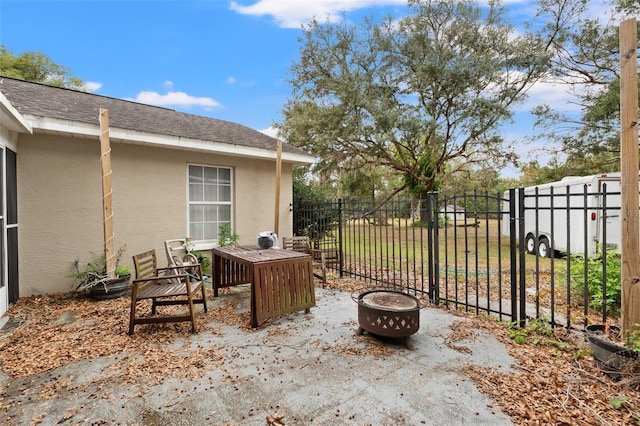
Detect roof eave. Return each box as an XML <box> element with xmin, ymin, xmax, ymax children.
<box><xmin>24</xmin><ymin>115</ymin><xmax>315</xmax><ymax>164</ymax></box>
<box><xmin>0</xmin><ymin>92</ymin><xmax>32</xmax><ymax>133</ymax></box>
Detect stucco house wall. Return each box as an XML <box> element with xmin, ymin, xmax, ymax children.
<box><xmin>18</xmin><ymin>134</ymin><xmax>296</xmax><ymax>295</ymax></box>
<box><xmin>1</xmin><ymin>76</ymin><xmax>313</xmax><ymax>298</ymax></box>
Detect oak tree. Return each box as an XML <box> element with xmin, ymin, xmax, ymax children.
<box><xmin>279</xmin><ymin>0</ymin><xmax>558</xmax><ymax>201</ymax></box>
<box><xmin>0</xmin><ymin>45</ymin><xmax>84</xmax><ymax>90</ymax></box>
<box><xmin>531</xmin><ymin>0</ymin><xmax>640</xmax><ymax>175</ymax></box>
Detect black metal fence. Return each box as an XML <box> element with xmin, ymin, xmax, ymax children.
<box><xmin>293</xmin><ymin>183</ymin><xmax>623</xmax><ymax>329</ymax></box>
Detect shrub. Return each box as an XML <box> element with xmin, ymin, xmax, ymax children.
<box><xmin>569</xmin><ymin>248</ymin><xmax>621</xmax><ymax>314</ymax></box>
<box><xmin>217</xmin><ymin>224</ymin><xmax>239</xmax><ymax>247</ymax></box>
<box><xmin>292</xmin><ymin>168</ymin><xmax>339</xmax><ymax>239</ymax></box>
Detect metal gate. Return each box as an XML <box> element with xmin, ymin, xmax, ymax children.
<box><xmin>424</xmin><ymin>192</ymin><xmax>522</xmax><ymax>323</ymax></box>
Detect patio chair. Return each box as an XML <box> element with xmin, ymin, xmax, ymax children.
<box><xmin>281</xmin><ymin>236</ymin><xmax>327</xmax><ymax>287</ymax></box>
<box><xmin>164</xmin><ymin>238</ymin><xmax>201</xmax><ymax>283</ymax></box>
<box><xmin>311</xmin><ymin>234</ymin><xmax>341</xmax><ymax>269</ymax></box>
<box><xmin>164</xmin><ymin>238</ymin><xmax>198</xmax><ymax>266</ymax></box>
<box><xmin>128</xmin><ymin>249</ymin><xmax>207</xmax><ymax>335</ymax></box>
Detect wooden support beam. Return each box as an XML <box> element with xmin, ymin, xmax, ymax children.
<box><xmin>100</xmin><ymin>108</ymin><xmax>116</xmax><ymax>278</ymax></box>
<box><xmin>619</xmin><ymin>18</ymin><xmax>640</xmax><ymax>336</ymax></box>
<box><xmin>274</xmin><ymin>139</ymin><xmax>282</xmax><ymax>236</ymax></box>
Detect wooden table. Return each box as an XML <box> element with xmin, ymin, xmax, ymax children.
<box><xmin>211</xmin><ymin>245</ymin><xmax>316</xmax><ymax>327</ymax></box>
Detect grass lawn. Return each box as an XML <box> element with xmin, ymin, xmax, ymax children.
<box><xmin>338</xmin><ymin>218</ymin><xmax>613</xmax><ymax>326</ymax></box>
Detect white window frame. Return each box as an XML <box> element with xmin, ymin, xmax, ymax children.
<box><xmin>187</xmin><ymin>164</ymin><xmax>233</xmax><ymax>249</ymax></box>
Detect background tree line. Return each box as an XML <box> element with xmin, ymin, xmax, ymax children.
<box><xmin>0</xmin><ymin>45</ymin><xmax>84</xmax><ymax>90</ymax></box>
<box><xmin>282</xmin><ymin>0</ymin><xmax>640</xmax><ymax>205</ymax></box>
<box><xmin>2</xmin><ymin>0</ymin><xmax>639</xmax><ymax>206</ymax></box>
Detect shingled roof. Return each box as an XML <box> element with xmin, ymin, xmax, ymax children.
<box><xmin>0</xmin><ymin>76</ymin><xmax>311</xmax><ymax>158</ymax></box>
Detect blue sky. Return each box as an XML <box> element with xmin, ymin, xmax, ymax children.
<box><xmin>0</xmin><ymin>0</ymin><xmax>603</xmax><ymax>177</ymax></box>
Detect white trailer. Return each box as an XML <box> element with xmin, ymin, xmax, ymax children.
<box><xmin>504</xmin><ymin>173</ymin><xmax>627</xmax><ymax>257</ymax></box>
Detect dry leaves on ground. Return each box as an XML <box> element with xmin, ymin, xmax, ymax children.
<box><xmin>325</xmin><ymin>276</ymin><xmax>640</xmax><ymax>425</ymax></box>
<box><xmin>0</xmin><ymin>290</ymin><xmax>241</xmax><ymax>419</ymax></box>
<box><xmin>266</xmin><ymin>412</ymin><xmax>285</xmax><ymax>426</ymax></box>
<box><xmin>442</xmin><ymin>312</ymin><xmax>640</xmax><ymax>425</ymax></box>
<box><xmin>1</xmin><ymin>278</ymin><xmax>639</xmax><ymax>425</ymax></box>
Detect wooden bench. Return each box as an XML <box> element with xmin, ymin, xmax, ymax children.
<box><xmin>128</xmin><ymin>249</ymin><xmax>207</xmax><ymax>335</ymax></box>
<box><xmin>282</xmin><ymin>236</ymin><xmax>328</xmax><ymax>287</ymax></box>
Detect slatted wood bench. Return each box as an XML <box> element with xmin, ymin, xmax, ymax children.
<box><xmin>128</xmin><ymin>249</ymin><xmax>207</xmax><ymax>335</ymax></box>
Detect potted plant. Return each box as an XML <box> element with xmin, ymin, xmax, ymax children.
<box><xmin>70</xmin><ymin>246</ymin><xmax>132</xmax><ymax>300</ymax></box>
<box><xmin>585</xmin><ymin>323</ymin><xmax>639</xmax><ymax>378</ymax></box>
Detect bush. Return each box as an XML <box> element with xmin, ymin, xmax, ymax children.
<box><xmin>217</xmin><ymin>224</ymin><xmax>239</xmax><ymax>247</ymax></box>
<box><xmin>569</xmin><ymin>248</ymin><xmax>621</xmax><ymax>314</ymax></box>
<box><xmin>292</xmin><ymin>168</ymin><xmax>339</xmax><ymax>239</ymax></box>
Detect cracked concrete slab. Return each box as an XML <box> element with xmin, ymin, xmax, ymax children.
<box><xmin>0</xmin><ymin>287</ymin><xmax>515</xmax><ymax>425</ymax></box>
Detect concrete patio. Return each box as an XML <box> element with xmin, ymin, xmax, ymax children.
<box><xmin>0</xmin><ymin>285</ymin><xmax>515</xmax><ymax>425</ymax></box>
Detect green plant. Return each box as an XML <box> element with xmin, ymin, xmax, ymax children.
<box><xmin>438</xmin><ymin>214</ymin><xmax>448</xmax><ymax>228</ymax></box>
<box><xmin>569</xmin><ymin>248</ymin><xmax>621</xmax><ymax>313</ymax></box>
<box><xmin>506</xmin><ymin>319</ymin><xmax>554</xmax><ymax>345</ymax></box>
<box><xmin>292</xmin><ymin>168</ymin><xmax>340</xmax><ymax>240</ymax></box>
<box><xmin>610</xmin><ymin>397</ymin><xmax>627</xmax><ymax>410</ymax></box>
<box><xmin>625</xmin><ymin>327</ymin><xmax>640</xmax><ymax>352</ymax></box>
<box><xmin>218</xmin><ymin>224</ymin><xmax>239</xmax><ymax>247</ymax></box>
<box><xmin>508</xmin><ymin>327</ymin><xmax>528</xmax><ymax>345</ymax></box>
<box><xmin>70</xmin><ymin>246</ymin><xmax>132</xmax><ymax>292</ymax></box>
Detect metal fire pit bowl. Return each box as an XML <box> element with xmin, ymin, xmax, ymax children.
<box><xmin>354</xmin><ymin>289</ymin><xmax>421</xmax><ymax>350</ymax></box>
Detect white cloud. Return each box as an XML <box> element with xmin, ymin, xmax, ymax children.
<box><xmin>129</xmin><ymin>91</ymin><xmax>221</xmax><ymax>108</ymax></box>
<box><xmin>83</xmin><ymin>81</ymin><xmax>102</xmax><ymax>92</ymax></box>
<box><xmin>164</xmin><ymin>80</ymin><xmax>174</xmax><ymax>88</ymax></box>
<box><xmin>519</xmin><ymin>79</ymin><xmax>582</xmax><ymax>113</ymax></box>
<box><xmin>226</xmin><ymin>76</ymin><xmax>256</xmax><ymax>86</ymax></box>
<box><xmin>229</xmin><ymin>0</ymin><xmax>407</xmax><ymax>28</ymax></box>
<box><xmin>229</xmin><ymin>0</ymin><xmax>540</xmax><ymax>28</ymax></box>
<box><xmin>260</xmin><ymin>126</ymin><xmax>280</xmax><ymax>138</ymax></box>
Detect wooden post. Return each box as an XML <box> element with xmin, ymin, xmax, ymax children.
<box><xmin>100</xmin><ymin>109</ymin><xmax>116</xmax><ymax>278</ymax></box>
<box><xmin>619</xmin><ymin>18</ymin><xmax>640</xmax><ymax>336</ymax></box>
<box><xmin>274</xmin><ymin>139</ymin><xmax>282</xmax><ymax>236</ymax></box>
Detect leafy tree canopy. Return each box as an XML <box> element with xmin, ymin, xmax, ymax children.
<box><xmin>0</xmin><ymin>45</ymin><xmax>85</xmax><ymax>90</ymax></box>
<box><xmin>279</xmin><ymin>0</ymin><xmax>561</xmax><ymax>201</ymax></box>
<box><xmin>530</xmin><ymin>0</ymin><xmax>640</xmax><ymax>175</ymax></box>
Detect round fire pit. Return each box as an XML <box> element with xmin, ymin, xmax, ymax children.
<box><xmin>354</xmin><ymin>289</ymin><xmax>421</xmax><ymax>350</ymax></box>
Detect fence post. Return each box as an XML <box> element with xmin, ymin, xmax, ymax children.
<box><xmin>518</xmin><ymin>187</ymin><xmax>527</xmax><ymax>326</ymax></box>
<box><xmin>426</xmin><ymin>193</ymin><xmax>439</xmax><ymax>304</ymax></box>
<box><xmin>337</xmin><ymin>198</ymin><xmax>344</xmax><ymax>278</ymax></box>
<box><xmin>601</xmin><ymin>185</ymin><xmax>608</xmax><ymax>323</ymax></box>
<box><xmin>509</xmin><ymin>189</ymin><xmax>518</xmax><ymax>324</ymax></box>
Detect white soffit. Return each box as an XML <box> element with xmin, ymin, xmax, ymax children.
<box><xmin>25</xmin><ymin>115</ymin><xmax>315</xmax><ymax>164</ymax></box>
<box><xmin>0</xmin><ymin>93</ymin><xmax>32</xmax><ymax>133</ymax></box>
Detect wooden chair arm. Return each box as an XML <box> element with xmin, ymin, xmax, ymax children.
<box><xmin>132</xmin><ymin>273</ymin><xmax>187</xmax><ymax>284</ymax></box>
<box><xmin>309</xmin><ymin>249</ymin><xmax>327</xmax><ymax>264</ymax></box>
<box><xmin>157</xmin><ymin>264</ymin><xmax>200</xmax><ymax>271</ymax></box>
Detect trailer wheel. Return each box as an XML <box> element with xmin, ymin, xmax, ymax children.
<box><xmin>525</xmin><ymin>234</ymin><xmax>537</xmax><ymax>254</ymax></box>
<box><xmin>537</xmin><ymin>237</ymin><xmax>551</xmax><ymax>258</ymax></box>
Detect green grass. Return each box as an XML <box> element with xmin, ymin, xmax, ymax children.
<box><xmin>341</xmin><ymin>218</ymin><xmax>555</xmax><ymax>271</ymax></box>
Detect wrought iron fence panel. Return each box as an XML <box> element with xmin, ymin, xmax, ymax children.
<box><xmin>432</xmin><ymin>192</ymin><xmax>516</xmax><ymax>322</ymax></box>
<box><xmin>515</xmin><ymin>182</ymin><xmax>622</xmax><ymax>329</ymax></box>
<box><xmin>293</xmin><ymin>185</ymin><xmax>622</xmax><ymax>328</ymax></box>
